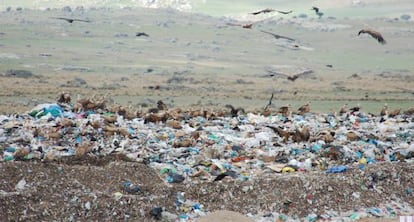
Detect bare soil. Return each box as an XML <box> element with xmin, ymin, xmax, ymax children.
<box><xmin>1</xmin><ymin>157</ymin><xmax>413</xmax><ymax>221</ymax></box>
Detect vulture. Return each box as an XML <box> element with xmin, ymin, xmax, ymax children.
<box><xmin>136</xmin><ymin>32</ymin><xmax>149</xmax><ymax>37</ymax></box>
<box><xmin>250</xmin><ymin>8</ymin><xmax>275</xmax><ymax>15</ymax></box>
<box><xmin>157</xmin><ymin>100</ymin><xmax>167</xmax><ymax>111</ymax></box>
<box><xmin>388</xmin><ymin>108</ymin><xmax>401</xmax><ymax>118</ymax></box>
<box><xmin>358</xmin><ymin>29</ymin><xmax>386</xmax><ymax>44</ymax></box>
<box><xmin>261</xmin><ymin>30</ymin><xmax>295</xmax><ymax>41</ymax></box>
<box><xmin>225</xmin><ymin>104</ymin><xmax>245</xmax><ymax>117</ymax></box>
<box><xmin>250</xmin><ymin>8</ymin><xmax>293</xmax><ymax>15</ymax></box>
<box><xmin>267</xmin><ymin>70</ymin><xmax>313</xmax><ymax>82</ymax></box>
<box><xmin>52</xmin><ymin>17</ymin><xmax>90</xmax><ymax>23</ymax></box>
<box><xmin>349</xmin><ymin>104</ymin><xmax>361</xmax><ymax>113</ymax></box>
<box><xmin>339</xmin><ymin>103</ymin><xmax>348</xmax><ymax>115</ymax></box>
<box><xmin>278</xmin><ymin>104</ymin><xmax>291</xmax><ymax>117</ymax></box>
<box><xmin>226</xmin><ymin>22</ymin><xmax>253</xmax><ymax>29</ymax></box>
<box><xmin>311</xmin><ymin>7</ymin><xmax>324</xmax><ymax>18</ymax></box>
<box><xmin>298</xmin><ymin>102</ymin><xmax>311</xmax><ymax>115</ymax></box>
<box><xmin>380</xmin><ymin>103</ymin><xmax>388</xmax><ymax>116</ymax></box>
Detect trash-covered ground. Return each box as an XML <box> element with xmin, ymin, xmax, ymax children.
<box><xmin>1</xmin><ymin>94</ymin><xmax>414</xmax><ymax>221</ymax></box>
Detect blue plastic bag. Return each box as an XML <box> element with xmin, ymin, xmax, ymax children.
<box><xmin>326</xmin><ymin>165</ymin><xmax>348</xmax><ymax>173</ymax></box>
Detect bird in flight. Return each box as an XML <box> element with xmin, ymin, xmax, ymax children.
<box><xmin>226</xmin><ymin>22</ymin><xmax>253</xmax><ymax>29</ymax></box>
<box><xmin>136</xmin><ymin>32</ymin><xmax>149</xmax><ymax>37</ymax></box>
<box><xmin>358</xmin><ymin>29</ymin><xmax>386</xmax><ymax>44</ymax></box>
<box><xmin>267</xmin><ymin>70</ymin><xmax>314</xmax><ymax>82</ymax></box>
<box><xmin>52</xmin><ymin>17</ymin><xmax>90</xmax><ymax>23</ymax></box>
<box><xmin>250</xmin><ymin>8</ymin><xmax>293</xmax><ymax>15</ymax></box>
<box><xmin>261</xmin><ymin>30</ymin><xmax>295</xmax><ymax>41</ymax></box>
<box><xmin>250</xmin><ymin>8</ymin><xmax>275</xmax><ymax>15</ymax></box>
<box><xmin>311</xmin><ymin>7</ymin><xmax>324</xmax><ymax>18</ymax></box>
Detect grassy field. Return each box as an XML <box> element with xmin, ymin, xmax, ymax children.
<box><xmin>0</xmin><ymin>4</ymin><xmax>413</xmax><ymax>114</ymax></box>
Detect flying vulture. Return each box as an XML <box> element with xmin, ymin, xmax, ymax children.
<box><xmin>52</xmin><ymin>17</ymin><xmax>90</xmax><ymax>23</ymax></box>
<box><xmin>277</xmin><ymin>10</ymin><xmax>293</xmax><ymax>14</ymax></box>
<box><xmin>226</xmin><ymin>22</ymin><xmax>253</xmax><ymax>29</ymax></box>
<box><xmin>267</xmin><ymin>70</ymin><xmax>313</xmax><ymax>82</ymax></box>
<box><xmin>250</xmin><ymin>8</ymin><xmax>293</xmax><ymax>15</ymax></box>
<box><xmin>261</xmin><ymin>30</ymin><xmax>295</xmax><ymax>41</ymax></box>
<box><xmin>358</xmin><ymin>29</ymin><xmax>386</xmax><ymax>44</ymax></box>
<box><xmin>136</xmin><ymin>32</ymin><xmax>150</xmax><ymax>37</ymax></box>
<box><xmin>311</xmin><ymin>7</ymin><xmax>324</xmax><ymax>18</ymax></box>
<box><xmin>250</xmin><ymin>8</ymin><xmax>275</xmax><ymax>15</ymax></box>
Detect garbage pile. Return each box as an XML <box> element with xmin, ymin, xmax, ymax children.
<box><xmin>1</xmin><ymin>93</ymin><xmax>414</xmax><ymax>221</ymax></box>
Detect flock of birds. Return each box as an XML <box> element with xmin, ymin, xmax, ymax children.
<box><xmin>50</xmin><ymin>6</ymin><xmax>387</xmax><ymax>45</ymax></box>
<box><xmin>226</xmin><ymin>6</ymin><xmax>387</xmax><ymax>44</ymax></box>
<box><xmin>223</xmin><ymin>6</ymin><xmax>388</xmax><ymax>81</ymax></box>
<box><xmin>49</xmin><ymin>6</ymin><xmax>387</xmax><ymax>83</ymax></box>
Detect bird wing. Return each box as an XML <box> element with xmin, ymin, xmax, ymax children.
<box><xmin>73</xmin><ymin>18</ymin><xmax>90</xmax><ymax>22</ymax></box>
<box><xmin>261</xmin><ymin>30</ymin><xmax>295</xmax><ymax>41</ymax></box>
<box><xmin>368</xmin><ymin>31</ymin><xmax>386</xmax><ymax>44</ymax></box>
<box><xmin>267</xmin><ymin>70</ymin><xmax>290</xmax><ymax>78</ymax></box>
<box><xmin>250</xmin><ymin>8</ymin><xmax>274</xmax><ymax>15</ymax></box>
<box><xmin>226</xmin><ymin>22</ymin><xmax>243</xmax><ymax>26</ymax></box>
<box><xmin>294</xmin><ymin>70</ymin><xmax>314</xmax><ymax>78</ymax></box>
<box><xmin>136</xmin><ymin>32</ymin><xmax>149</xmax><ymax>37</ymax></box>
<box><xmin>312</xmin><ymin>7</ymin><xmax>319</xmax><ymax>13</ymax></box>
<box><xmin>276</xmin><ymin>10</ymin><xmax>292</xmax><ymax>14</ymax></box>
<box><xmin>52</xmin><ymin>17</ymin><xmax>70</xmax><ymax>21</ymax></box>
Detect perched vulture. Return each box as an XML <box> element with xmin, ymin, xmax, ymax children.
<box><xmin>52</xmin><ymin>17</ymin><xmax>90</xmax><ymax>23</ymax></box>
<box><xmin>388</xmin><ymin>108</ymin><xmax>401</xmax><ymax>118</ymax></box>
<box><xmin>157</xmin><ymin>100</ymin><xmax>167</xmax><ymax>111</ymax></box>
<box><xmin>358</xmin><ymin>29</ymin><xmax>386</xmax><ymax>44</ymax></box>
<box><xmin>298</xmin><ymin>102</ymin><xmax>311</xmax><ymax>115</ymax></box>
<box><xmin>339</xmin><ymin>103</ymin><xmax>348</xmax><ymax>115</ymax></box>
<box><xmin>225</xmin><ymin>104</ymin><xmax>245</xmax><ymax>117</ymax></box>
<box><xmin>380</xmin><ymin>104</ymin><xmax>388</xmax><ymax>116</ymax></box>
<box><xmin>349</xmin><ymin>104</ymin><xmax>361</xmax><ymax>113</ymax></box>
<box><xmin>278</xmin><ymin>104</ymin><xmax>291</xmax><ymax>117</ymax></box>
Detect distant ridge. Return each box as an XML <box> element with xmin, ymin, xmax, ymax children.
<box><xmin>0</xmin><ymin>0</ymin><xmax>194</xmax><ymax>11</ymax></box>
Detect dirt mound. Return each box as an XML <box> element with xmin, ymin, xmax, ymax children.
<box><xmin>1</xmin><ymin>159</ymin><xmax>413</xmax><ymax>221</ymax></box>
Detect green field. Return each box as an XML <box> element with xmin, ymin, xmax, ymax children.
<box><xmin>0</xmin><ymin>2</ymin><xmax>413</xmax><ymax>113</ymax></box>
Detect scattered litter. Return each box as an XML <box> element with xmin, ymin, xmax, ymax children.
<box><xmin>1</xmin><ymin>94</ymin><xmax>414</xmax><ymax>221</ymax></box>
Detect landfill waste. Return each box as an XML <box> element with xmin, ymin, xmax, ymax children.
<box><xmin>150</xmin><ymin>207</ymin><xmax>163</xmax><ymax>220</ymax></box>
<box><xmin>1</xmin><ymin>93</ymin><xmax>414</xmax><ymax>221</ymax></box>
<box><xmin>122</xmin><ymin>181</ymin><xmax>140</xmax><ymax>194</ymax></box>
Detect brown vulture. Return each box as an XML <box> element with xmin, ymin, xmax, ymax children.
<box><xmin>267</xmin><ymin>70</ymin><xmax>313</xmax><ymax>82</ymax></box>
<box><xmin>358</xmin><ymin>29</ymin><xmax>386</xmax><ymax>44</ymax></box>
<box><xmin>226</xmin><ymin>22</ymin><xmax>253</xmax><ymax>29</ymax></box>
